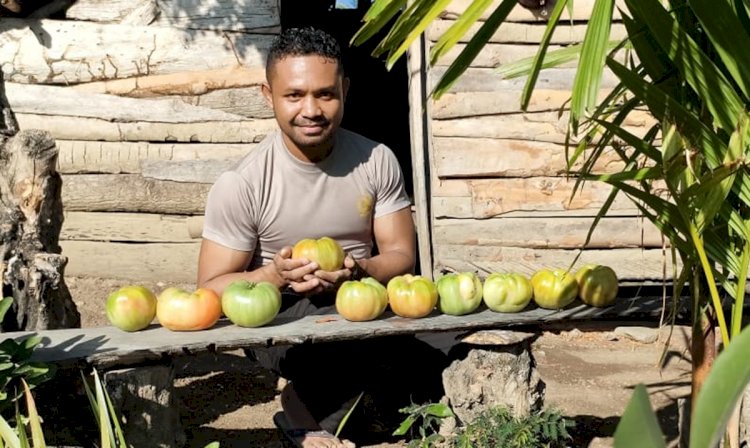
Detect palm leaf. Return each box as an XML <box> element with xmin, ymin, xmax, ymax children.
<box><xmin>430</xmin><ymin>0</ymin><xmax>495</xmax><ymax>66</ymax></box>
<box><xmin>385</xmin><ymin>0</ymin><xmax>455</xmax><ymax>70</ymax></box>
<box><xmin>498</xmin><ymin>43</ymin><xmax>585</xmax><ymax>79</ymax></box>
<box><xmin>351</xmin><ymin>0</ymin><xmax>407</xmax><ymax>47</ymax></box>
<box><xmin>613</xmin><ymin>384</ymin><xmax>666</xmax><ymax>447</ymax></box>
<box><xmin>21</xmin><ymin>381</ymin><xmax>44</xmax><ymax>448</ymax></box>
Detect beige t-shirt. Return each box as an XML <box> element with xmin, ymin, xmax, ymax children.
<box><xmin>202</xmin><ymin>128</ymin><xmax>411</xmax><ymax>270</ymax></box>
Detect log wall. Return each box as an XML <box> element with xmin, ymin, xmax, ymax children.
<box><xmin>427</xmin><ymin>1</ymin><xmax>667</xmax><ymax>281</ymax></box>
<box><xmin>1</xmin><ymin>0</ymin><xmax>279</xmax><ymax>283</ymax></box>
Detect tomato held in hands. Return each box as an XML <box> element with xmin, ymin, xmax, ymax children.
<box><xmin>156</xmin><ymin>287</ymin><xmax>222</xmax><ymax>331</ymax></box>
<box><xmin>575</xmin><ymin>264</ymin><xmax>619</xmax><ymax>308</ymax></box>
<box><xmin>292</xmin><ymin>236</ymin><xmax>345</xmax><ymax>271</ymax></box>
<box><xmin>106</xmin><ymin>285</ymin><xmax>157</xmax><ymax>332</ymax></box>
<box><xmin>436</xmin><ymin>272</ymin><xmax>483</xmax><ymax>316</ymax></box>
<box><xmin>482</xmin><ymin>273</ymin><xmax>533</xmax><ymax>313</ymax></box>
<box><xmin>336</xmin><ymin>277</ymin><xmax>388</xmax><ymax>322</ymax></box>
<box><xmin>386</xmin><ymin>274</ymin><xmax>438</xmax><ymax>319</ymax></box>
<box><xmin>530</xmin><ymin>269</ymin><xmax>579</xmax><ymax>310</ymax></box>
<box><xmin>222</xmin><ymin>280</ymin><xmax>282</xmax><ymax>328</ymax></box>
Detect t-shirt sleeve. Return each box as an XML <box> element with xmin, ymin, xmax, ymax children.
<box><xmin>373</xmin><ymin>145</ymin><xmax>412</xmax><ymax>218</ymax></box>
<box><xmin>201</xmin><ymin>171</ymin><xmax>258</xmax><ymax>252</ymax></box>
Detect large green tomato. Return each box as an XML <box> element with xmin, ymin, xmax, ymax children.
<box><xmin>336</xmin><ymin>277</ymin><xmax>388</xmax><ymax>322</ymax></box>
<box><xmin>575</xmin><ymin>264</ymin><xmax>619</xmax><ymax>308</ymax></box>
<box><xmin>482</xmin><ymin>273</ymin><xmax>533</xmax><ymax>313</ymax></box>
<box><xmin>221</xmin><ymin>280</ymin><xmax>281</xmax><ymax>328</ymax></box>
<box><xmin>106</xmin><ymin>285</ymin><xmax>157</xmax><ymax>332</ymax></box>
<box><xmin>386</xmin><ymin>274</ymin><xmax>438</xmax><ymax>318</ymax></box>
<box><xmin>436</xmin><ymin>272</ymin><xmax>483</xmax><ymax>316</ymax></box>
<box><xmin>530</xmin><ymin>269</ymin><xmax>579</xmax><ymax>310</ymax></box>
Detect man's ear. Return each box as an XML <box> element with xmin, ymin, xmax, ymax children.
<box><xmin>342</xmin><ymin>77</ymin><xmax>351</xmax><ymax>102</ymax></box>
<box><xmin>261</xmin><ymin>82</ymin><xmax>273</xmax><ymax>108</ymax></box>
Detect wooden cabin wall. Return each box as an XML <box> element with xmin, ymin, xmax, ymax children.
<box><xmin>428</xmin><ymin>0</ymin><xmax>671</xmax><ymax>282</ymax></box>
<box><xmin>1</xmin><ymin>0</ymin><xmax>279</xmax><ymax>283</ymax></box>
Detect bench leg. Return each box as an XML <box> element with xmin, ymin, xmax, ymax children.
<box><xmin>103</xmin><ymin>365</ymin><xmax>186</xmax><ymax>448</ymax></box>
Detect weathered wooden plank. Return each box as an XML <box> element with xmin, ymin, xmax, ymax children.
<box><xmin>441</xmin><ymin>0</ymin><xmax>626</xmax><ymax>22</ymax></box>
<box><xmin>428</xmin><ymin>20</ymin><xmax>627</xmax><ymax>44</ymax></box>
<box><xmin>434</xmin><ymin>246</ymin><xmax>674</xmax><ymax>281</ymax></box>
<box><xmin>141</xmin><ymin>159</ymin><xmax>236</xmax><ymax>183</ymax></box>
<box><xmin>0</xmin><ymin>19</ymin><xmax>272</xmax><ymax>84</ymax></box>
<box><xmin>72</xmin><ymin>67</ymin><xmax>267</xmax><ymax>98</ymax></box>
<box><xmin>433</xmin><ymin>138</ymin><xmax>628</xmax><ymax>178</ymax></box>
<box><xmin>431</xmin><ymin>66</ymin><xmax>620</xmax><ymax>93</ymax></box>
<box><xmin>177</xmin><ymin>86</ymin><xmax>274</xmax><ymax>119</ymax></box>
<box><xmin>154</xmin><ymin>0</ymin><xmax>280</xmax><ymax>32</ymax></box>
<box><xmin>66</xmin><ymin>0</ymin><xmax>158</xmax><ymax>24</ymax></box>
<box><xmin>60</xmin><ymin>240</ymin><xmax>199</xmax><ymax>283</ymax></box>
<box><xmin>14</xmin><ymin>295</ymin><xmax>673</xmax><ymax>368</ymax></box>
<box><xmin>56</xmin><ymin>140</ymin><xmax>254</xmax><ymax>174</ymax></box>
<box><xmin>433</xmin><ymin>217</ymin><xmax>664</xmax><ymax>249</ymax></box>
<box><xmin>435</xmin><ymin>43</ymin><xmax>566</xmax><ymax>68</ymax></box>
<box><xmin>432</xmin><ymin>178</ymin><xmax>638</xmax><ymax>218</ymax></box>
<box><xmin>16</xmin><ymin>114</ymin><xmax>276</xmax><ymax>143</ymax></box>
<box><xmin>61</xmin><ymin>212</ymin><xmax>194</xmax><ymax>243</ymax></box>
<box><xmin>62</xmin><ymin>174</ymin><xmax>210</xmax><ymax>214</ymax></box>
<box><xmin>432</xmin><ymin>111</ymin><xmax>654</xmax><ymax>145</ymax></box>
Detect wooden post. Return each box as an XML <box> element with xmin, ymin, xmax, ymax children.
<box><xmin>0</xmin><ymin>77</ymin><xmax>80</xmax><ymax>330</ymax></box>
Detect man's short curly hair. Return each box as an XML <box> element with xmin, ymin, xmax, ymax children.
<box><xmin>266</xmin><ymin>27</ymin><xmax>344</xmax><ymax>78</ymax></box>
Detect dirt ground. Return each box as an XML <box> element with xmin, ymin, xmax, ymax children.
<box><xmin>66</xmin><ymin>276</ymin><xmax>692</xmax><ymax>448</ymax></box>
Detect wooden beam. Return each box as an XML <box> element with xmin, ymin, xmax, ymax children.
<box><xmin>56</xmin><ymin>140</ymin><xmax>254</xmax><ymax>174</ymax></box>
<box><xmin>62</xmin><ymin>174</ymin><xmax>211</xmax><ymax>214</ymax></box>
<box><xmin>65</xmin><ymin>0</ymin><xmax>158</xmax><ymax>24</ymax></box>
<box><xmin>427</xmin><ymin>20</ymin><xmax>627</xmax><ymax>45</ymax></box>
<box><xmin>153</xmin><ymin>0</ymin><xmax>280</xmax><ymax>32</ymax></box>
<box><xmin>433</xmin><ymin>216</ymin><xmax>664</xmax><ymax>249</ymax></box>
<box><xmin>434</xmin><ymin>43</ymin><xmax>566</xmax><ymax>68</ymax></box>
<box><xmin>433</xmin><ymin>246</ymin><xmax>673</xmax><ymax>281</ymax></box>
<box><xmin>430</xmin><ymin>66</ymin><xmax>620</xmax><ymax>93</ymax></box>
<box><xmin>140</xmin><ymin>159</ymin><xmax>236</xmax><ymax>183</ymax></box>
<box><xmin>441</xmin><ymin>0</ymin><xmax>627</xmax><ymax>22</ymax></box>
<box><xmin>61</xmin><ymin>211</ymin><xmax>194</xmax><ymax>243</ymax></box>
<box><xmin>179</xmin><ymin>86</ymin><xmax>273</xmax><ymax>118</ymax></box>
<box><xmin>0</xmin><ymin>19</ymin><xmax>273</xmax><ymax>84</ymax></box>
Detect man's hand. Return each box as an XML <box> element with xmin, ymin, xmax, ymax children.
<box><xmin>272</xmin><ymin>247</ymin><xmax>323</xmax><ymax>294</ymax></box>
<box><xmin>314</xmin><ymin>255</ymin><xmax>363</xmax><ymax>291</ymax></box>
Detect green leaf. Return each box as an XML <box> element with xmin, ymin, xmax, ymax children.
<box><xmin>15</xmin><ymin>403</ymin><xmax>29</xmax><ymax>448</ymax></box>
<box><xmin>21</xmin><ymin>381</ymin><xmax>45</xmax><ymax>448</ymax></box>
<box><xmin>393</xmin><ymin>415</ymin><xmax>417</xmax><ymax>436</ymax></box>
<box><xmin>0</xmin><ymin>413</ymin><xmax>20</xmax><ymax>448</ymax></box>
<box><xmin>592</xmin><ymin>119</ymin><xmax>663</xmax><ymax>162</ymax></box>
<box><xmin>0</xmin><ymin>298</ymin><xmax>13</xmax><ymax>323</ymax></box>
<box><xmin>430</xmin><ymin>0</ymin><xmax>495</xmax><ymax>66</ymax></box>
<box><xmin>335</xmin><ymin>391</ymin><xmax>364</xmax><ymax>438</ymax></box>
<box><xmin>689</xmin><ymin>0</ymin><xmax>750</xmax><ymax>99</ymax></box>
<box><xmin>384</xmin><ymin>0</ymin><xmax>454</xmax><ymax>70</ymax></box>
<box><xmin>613</xmin><ymin>384</ymin><xmax>666</xmax><ymax>447</ymax></box>
<box><xmin>431</xmin><ymin>0</ymin><xmax>516</xmax><ymax>98</ymax></box>
<box><xmin>202</xmin><ymin>443</ymin><xmax>220</xmax><ymax>448</ymax></box>
<box><xmin>423</xmin><ymin>403</ymin><xmax>453</xmax><ymax>418</ymax></box>
<box><xmin>690</xmin><ymin>324</ymin><xmax>750</xmax><ymax>447</ymax></box>
<box><xmin>570</xmin><ymin>0</ymin><xmax>615</xmax><ymax>128</ymax></box>
<box><xmin>351</xmin><ymin>0</ymin><xmax>408</xmax><ymax>48</ymax></box>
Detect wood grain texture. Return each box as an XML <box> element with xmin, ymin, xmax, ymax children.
<box><xmin>427</xmin><ymin>20</ymin><xmax>627</xmax><ymax>44</ymax></box>
<box><xmin>431</xmin><ymin>67</ymin><xmax>620</xmax><ymax>93</ymax></box>
<box><xmin>61</xmin><ymin>212</ymin><xmax>194</xmax><ymax>243</ymax></box>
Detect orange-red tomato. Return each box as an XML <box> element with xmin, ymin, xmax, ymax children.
<box><xmin>156</xmin><ymin>287</ymin><xmax>222</xmax><ymax>331</ymax></box>
<box><xmin>386</xmin><ymin>274</ymin><xmax>438</xmax><ymax>319</ymax></box>
<box><xmin>292</xmin><ymin>237</ymin><xmax>345</xmax><ymax>271</ymax></box>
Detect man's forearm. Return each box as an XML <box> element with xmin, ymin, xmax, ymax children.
<box><xmin>357</xmin><ymin>249</ymin><xmax>415</xmax><ymax>285</ymax></box>
<box><xmin>200</xmin><ymin>264</ymin><xmax>284</xmax><ymax>295</ymax></box>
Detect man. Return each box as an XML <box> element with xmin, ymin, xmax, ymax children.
<box><xmin>198</xmin><ymin>27</ymin><xmax>445</xmax><ymax>448</ymax></box>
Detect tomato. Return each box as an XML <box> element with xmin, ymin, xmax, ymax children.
<box><xmin>386</xmin><ymin>274</ymin><xmax>438</xmax><ymax>318</ymax></box>
<box><xmin>575</xmin><ymin>264</ymin><xmax>619</xmax><ymax>308</ymax></box>
<box><xmin>221</xmin><ymin>280</ymin><xmax>282</xmax><ymax>328</ymax></box>
<box><xmin>482</xmin><ymin>273</ymin><xmax>533</xmax><ymax>313</ymax></box>
<box><xmin>292</xmin><ymin>236</ymin><xmax>345</xmax><ymax>271</ymax></box>
<box><xmin>105</xmin><ymin>285</ymin><xmax>157</xmax><ymax>332</ymax></box>
<box><xmin>336</xmin><ymin>277</ymin><xmax>388</xmax><ymax>322</ymax></box>
<box><xmin>436</xmin><ymin>272</ymin><xmax>483</xmax><ymax>316</ymax></box>
<box><xmin>530</xmin><ymin>269</ymin><xmax>579</xmax><ymax>310</ymax></box>
<box><xmin>156</xmin><ymin>287</ymin><xmax>223</xmax><ymax>331</ymax></box>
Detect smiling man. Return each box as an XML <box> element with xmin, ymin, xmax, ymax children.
<box><xmin>197</xmin><ymin>28</ymin><xmax>446</xmax><ymax>448</ymax></box>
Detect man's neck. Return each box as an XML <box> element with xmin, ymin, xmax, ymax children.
<box><xmin>281</xmin><ymin>134</ymin><xmax>334</xmax><ymax>163</ymax></box>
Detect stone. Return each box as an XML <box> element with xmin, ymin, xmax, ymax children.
<box><xmin>614</xmin><ymin>326</ymin><xmax>658</xmax><ymax>344</ymax></box>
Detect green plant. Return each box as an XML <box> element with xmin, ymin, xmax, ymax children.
<box><xmin>451</xmin><ymin>406</ymin><xmax>573</xmax><ymax>448</ymax></box>
<box><xmin>393</xmin><ymin>402</ymin><xmax>453</xmax><ymax>447</ymax></box>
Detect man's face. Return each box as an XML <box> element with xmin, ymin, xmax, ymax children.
<box><xmin>263</xmin><ymin>55</ymin><xmax>348</xmax><ymax>154</ymax></box>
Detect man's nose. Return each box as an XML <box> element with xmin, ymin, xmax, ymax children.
<box><xmin>301</xmin><ymin>96</ymin><xmax>322</xmax><ymax>117</ymax></box>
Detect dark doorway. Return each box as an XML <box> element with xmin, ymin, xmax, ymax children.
<box><xmin>279</xmin><ymin>0</ymin><xmax>413</xmax><ymax>197</ymax></box>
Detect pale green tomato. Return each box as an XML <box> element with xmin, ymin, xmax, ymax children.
<box><xmin>530</xmin><ymin>269</ymin><xmax>579</xmax><ymax>310</ymax></box>
<box><xmin>221</xmin><ymin>280</ymin><xmax>281</xmax><ymax>328</ymax></box>
<box><xmin>386</xmin><ymin>274</ymin><xmax>438</xmax><ymax>318</ymax></box>
<box><xmin>575</xmin><ymin>264</ymin><xmax>619</xmax><ymax>308</ymax></box>
<box><xmin>336</xmin><ymin>277</ymin><xmax>388</xmax><ymax>322</ymax></box>
<box><xmin>436</xmin><ymin>272</ymin><xmax>483</xmax><ymax>316</ymax></box>
<box><xmin>482</xmin><ymin>273</ymin><xmax>533</xmax><ymax>313</ymax></box>
<box><xmin>106</xmin><ymin>285</ymin><xmax>157</xmax><ymax>332</ymax></box>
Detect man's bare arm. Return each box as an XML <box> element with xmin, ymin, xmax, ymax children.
<box><xmin>357</xmin><ymin>207</ymin><xmax>416</xmax><ymax>284</ymax></box>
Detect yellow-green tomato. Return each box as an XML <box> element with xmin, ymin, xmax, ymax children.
<box><xmin>482</xmin><ymin>273</ymin><xmax>533</xmax><ymax>313</ymax></box>
<box><xmin>291</xmin><ymin>237</ymin><xmax>345</xmax><ymax>271</ymax></box>
<box><xmin>530</xmin><ymin>269</ymin><xmax>579</xmax><ymax>310</ymax></box>
<box><xmin>575</xmin><ymin>264</ymin><xmax>619</xmax><ymax>308</ymax></box>
<box><xmin>336</xmin><ymin>277</ymin><xmax>388</xmax><ymax>322</ymax></box>
<box><xmin>436</xmin><ymin>272</ymin><xmax>483</xmax><ymax>316</ymax></box>
<box><xmin>386</xmin><ymin>274</ymin><xmax>438</xmax><ymax>319</ymax></box>
<box><xmin>106</xmin><ymin>285</ymin><xmax>157</xmax><ymax>332</ymax></box>
<box><xmin>221</xmin><ymin>280</ymin><xmax>281</xmax><ymax>328</ymax></box>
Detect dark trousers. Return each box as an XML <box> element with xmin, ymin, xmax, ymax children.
<box><xmin>247</xmin><ymin>293</ymin><xmax>449</xmax><ymax>437</ymax></box>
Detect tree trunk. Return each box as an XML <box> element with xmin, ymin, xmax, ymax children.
<box><xmin>0</xmin><ymin>78</ymin><xmax>80</xmax><ymax>330</ymax></box>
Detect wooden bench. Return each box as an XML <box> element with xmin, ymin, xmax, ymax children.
<box><xmin>4</xmin><ymin>295</ymin><xmax>675</xmax><ymax>447</ymax></box>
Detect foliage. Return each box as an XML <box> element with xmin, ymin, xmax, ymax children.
<box><xmin>393</xmin><ymin>402</ymin><xmax>453</xmax><ymax>447</ymax></box>
<box><xmin>451</xmin><ymin>406</ymin><xmax>573</xmax><ymax>448</ymax></box>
